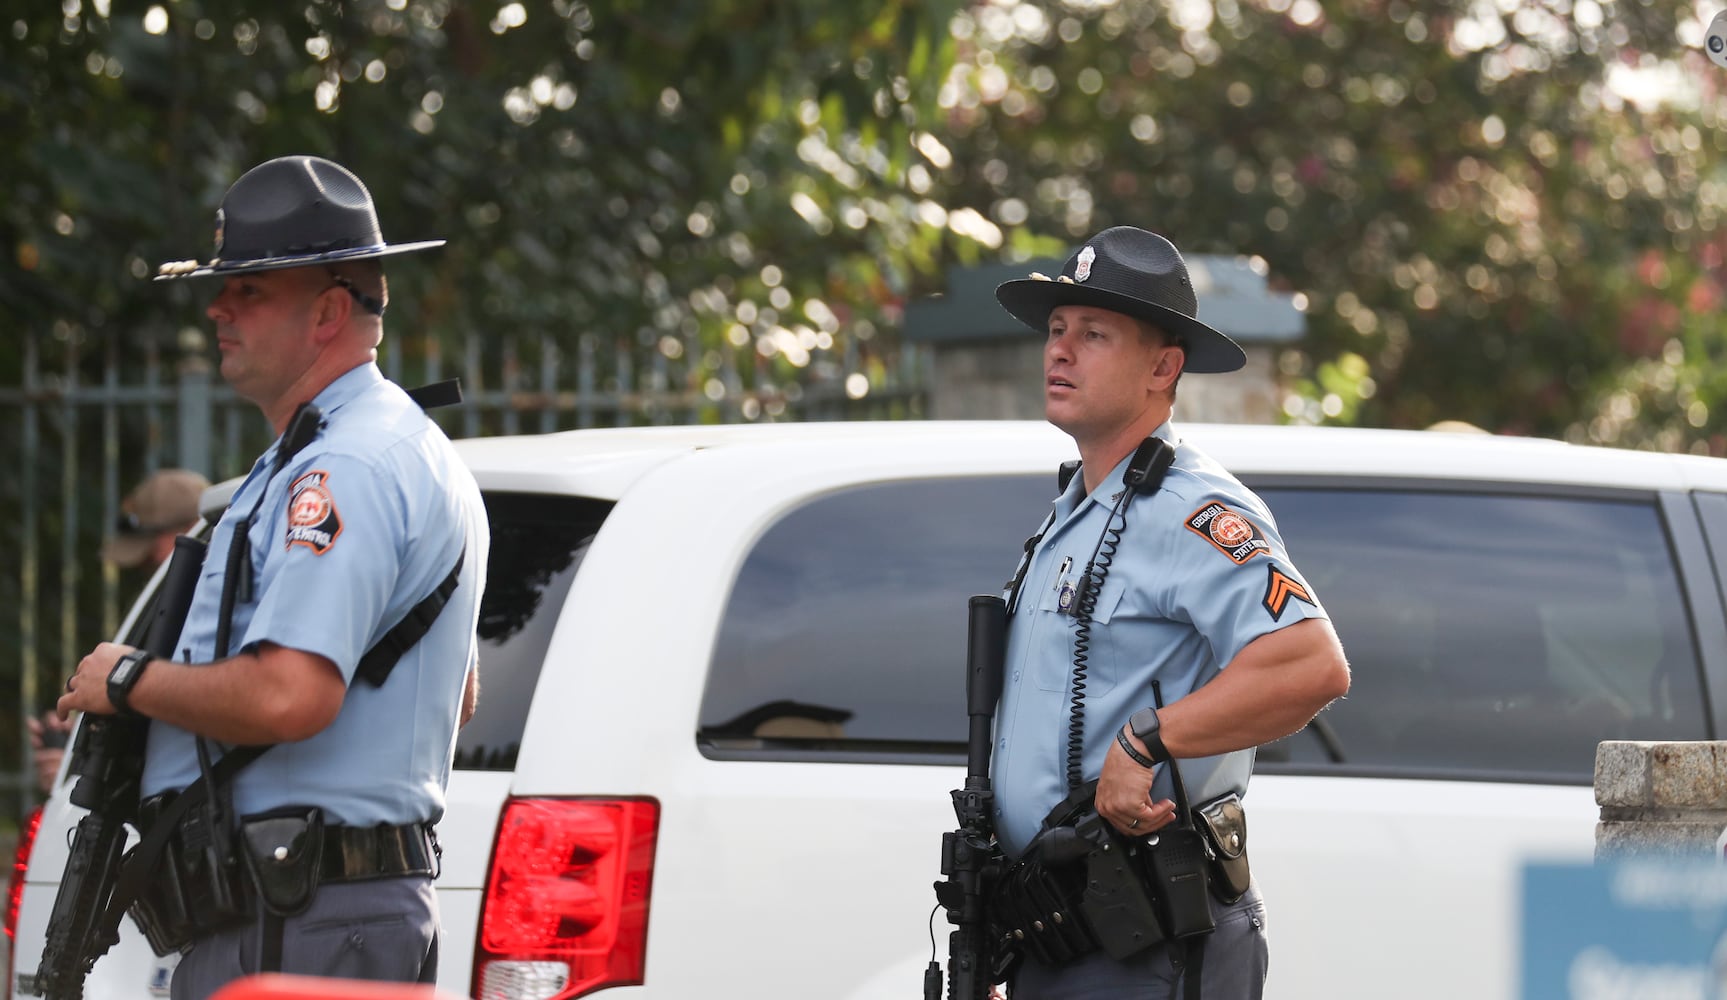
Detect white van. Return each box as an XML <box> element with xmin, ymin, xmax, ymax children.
<box><xmin>12</xmin><ymin>420</ymin><xmax>1727</xmax><ymax>999</ymax></box>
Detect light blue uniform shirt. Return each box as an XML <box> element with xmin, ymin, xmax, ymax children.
<box><xmin>142</xmin><ymin>363</ymin><xmax>489</xmax><ymax>826</ymax></box>
<box><xmin>991</xmin><ymin>425</ymin><xmax>1327</xmax><ymax>857</ymax></box>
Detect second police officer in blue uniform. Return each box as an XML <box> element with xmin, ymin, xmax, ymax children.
<box><xmin>990</xmin><ymin>227</ymin><xmax>1351</xmax><ymax>999</ymax></box>
<box><xmin>58</xmin><ymin>155</ymin><xmax>490</xmax><ymax>1000</ymax></box>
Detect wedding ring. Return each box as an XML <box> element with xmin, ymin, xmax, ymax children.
<box><xmin>1129</xmin><ymin>818</ymin><xmax>1140</xmax><ymax>828</ymax></box>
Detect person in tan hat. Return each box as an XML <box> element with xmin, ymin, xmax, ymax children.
<box><xmin>101</xmin><ymin>469</ymin><xmax>211</xmax><ymax>572</ymax></box>
<box><xmin>30</xmin><ymin>469</ymin><xmax>212</xmax><ymax>798</ymax></box>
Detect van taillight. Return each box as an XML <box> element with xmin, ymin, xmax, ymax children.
<box><xmin>6</xmin><ymin>806</ymin><xmax>44</xmax><ymax>991</ymax></box>
<box><xmin>473</xmin><ymin>798</ymin><xmax>659</xmax><ymax>1000</ymax></box>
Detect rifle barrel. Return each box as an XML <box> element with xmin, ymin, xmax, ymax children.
<box><xmin>964</xmin><ymin>596</ymin><xmax>1006</xmax><ymax>782</ymax></box>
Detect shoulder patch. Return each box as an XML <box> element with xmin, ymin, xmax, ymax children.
<box><xmin>1185</xmin><ymin>501</ymin><xmax>1269</xmax><ymax>564</ymax></box>
<box><xmin>1263</xmin><ymin>564</ymin><xmax>1315</xmax><ymax>620</ymax></box>
<box><xmin>286</xmin><ymin>470</ymin><xmax>342</xmax><ymax>555</ymax></box>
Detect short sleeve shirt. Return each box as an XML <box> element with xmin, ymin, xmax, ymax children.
<box><xmin>141</xmin><ymin>363</ymin><xmax>490</xmax><ymax>826</ymax></box>
<box><xmin>991</xmin><ymin>425</ymin><xmax>1327</xmax><ymax>857</ymax></box>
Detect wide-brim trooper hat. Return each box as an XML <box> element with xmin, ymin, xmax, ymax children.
<box><xmin>994</xmin><ymin>226</ymin><xmax>1246</xmax><ymax>374</ymax></box>
<box><xmin>155</xmin><ymin>155</ymin><xmax>444</xmax><ymax>280</ymax></box>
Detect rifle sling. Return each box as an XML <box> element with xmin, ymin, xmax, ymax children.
<box><xmin>354</xmin><ymin>548</ymin><xmax>464</xmax><ymax>688</ymax></box>
<box><xmin>97</xmin><ymin>544</ymin><xmax>464</xmax><ymax>931</ymax></box>
<box><xmin>89</xmin><ymin>382</ymin><xmax>466</xmax><ymax>947</ymax></box>
<box><xmin>403</xmin><ymin>378</ymin><xmax>463</xmax><ymax>410</ymax></box>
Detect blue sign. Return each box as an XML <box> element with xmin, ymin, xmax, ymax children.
<box><xmin>1523</xmin><ymin>860</ymin><xmax>1727</xmax><ymax>999</ymax></box>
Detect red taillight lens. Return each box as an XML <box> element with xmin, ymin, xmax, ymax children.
<box><xmin>7</xmin><ymin>806</ymin><xmax>45</xmax><ymax>990</ymax></box>
<box><xmin>474</xmin><ymin>798</ymin><xmax>659</xmax><ymax>1000</ymax></box>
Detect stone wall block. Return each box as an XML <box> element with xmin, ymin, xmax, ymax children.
<box><xmin>1595</xmin><ymin>741</ymin><xmax>1727</xmax><ymax>862</ymax></box>
<box><xmin>1594</xmin><ymin>740</ymin><xmax>1727</xmax><ymax>810</ymax></box>
<box><xmin>1650</xmin><ymin>741</ymin><xmax>1727</xmax><ymax>809</ymax></box>
<box><xmin>1594</xmin><ymin>740</ymin><xmax>1652</xmax><ymax>809</ymax></box>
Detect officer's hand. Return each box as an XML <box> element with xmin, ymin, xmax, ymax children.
<box><xmin>1097</xmin><ymin>726</ymin><xmax>1177</xmax><ymax>836</ymax></box>
<box><xmin>56</xmin><ymin>641</ymin><xmax>136</xmax><ymax>720</ymax></box>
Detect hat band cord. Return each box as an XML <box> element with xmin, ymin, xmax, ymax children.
<box><xmin>210</xmin><ymin>241</ymin><xmax>391</xmax><ymax>270</ymax></box>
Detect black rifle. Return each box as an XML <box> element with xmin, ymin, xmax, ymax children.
<box><xmin>25</xmin><ymin>534</ymin><xmax>206</xmax><ymax>1000</ymax></box>
<box><xmin>927</xmin><ymin>595</ymin><xmax>1010</xmax><ymax>1000</ymax></box>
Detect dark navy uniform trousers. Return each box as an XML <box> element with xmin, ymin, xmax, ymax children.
<box><xmin>169</xmin><ymin>876</ymin><xmax>438</xmax><ymax>1000</ymax></box>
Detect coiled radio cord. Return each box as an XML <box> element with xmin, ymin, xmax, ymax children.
<box><xmin>1065</xmin><ymin>486</ymin><xmax>1132</xmax><ymax>790</ymax></box>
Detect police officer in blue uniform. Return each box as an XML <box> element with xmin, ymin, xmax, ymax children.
<box><xmin>989</xmin><ymin>227</ymin><xmax>1350</xmax><ymax>999</ymax></box>
<box><xmin>58</xmin><ymin>155</ymin><xmax>489</xmax><ymax>1000</ymax></box>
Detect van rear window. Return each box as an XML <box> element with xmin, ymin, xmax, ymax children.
<box><xmin>453</xmin><ymin>492</ymin><xmax>612</xmax><ymax>770</ymax></box>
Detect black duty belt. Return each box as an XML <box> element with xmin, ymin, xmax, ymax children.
<box><xmin>320</xmin><ymin>823</ymin><xmax>439</xmax><ymax>882</ymax></box>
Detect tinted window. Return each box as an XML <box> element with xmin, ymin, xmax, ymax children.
<box><xmin>1257</xmin><ymin>488</ymin><xmax>1707</xmax><ymax>781</ymax></box>
<box><xmin>699</xmin><ymin>475</ymin><xmax>1052</xmax><ymax>758</ymax></box>
<box><xmin>454</xmin><ymin>492</ymin><xmax>611</xmax><ymax>770</ymax></box>
<box><xmin>698</xmin><ymin>475</ymin><xmax>1708</xmax><ymax>780</ymax></box>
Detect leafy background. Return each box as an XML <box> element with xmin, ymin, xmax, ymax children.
<box><xmin>4</xmin><ymin>0</ymin><xmax>1727</xmax><ymax>819</ymax></box>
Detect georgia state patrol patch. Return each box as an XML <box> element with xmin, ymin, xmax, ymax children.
<box><xmin>1185</xmin><ymin>501</ymin><xmax>1270</xmax><ymax>564</ymax></box>
<box><xmin>285</xmin><ymin>470</ymin><xmax>342</xmax><ymax>555</ymax></box>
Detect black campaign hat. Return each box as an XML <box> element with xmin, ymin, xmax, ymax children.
<box><xmin>994</xmin><ymin>226</ymin><xmax>1246</xmax><ymax>374</ymax></box>
<box><xmin>155</xmin><ymin>155</ymin><xmax>443</xmax><ymax>281</ymax></box>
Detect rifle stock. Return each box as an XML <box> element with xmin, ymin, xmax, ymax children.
<box><xmin>25</xmin><ymin>535</ymin><xmax>207</xmax><ymax>1000</ymax></box>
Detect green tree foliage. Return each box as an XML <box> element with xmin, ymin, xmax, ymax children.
<box><xmin>0</xmin><ymin>0</ymin><xmax>978</xmax><ymax>812</ymax></box>
<box><xmin>923</xmin><ymin>0</ymin><xmax>1727</xmax><ymax>448</ymax></box>
<box><xmin>3</xmin><ymin>0</ymin><xmax>976</xmax><ymax>427</ymax></box>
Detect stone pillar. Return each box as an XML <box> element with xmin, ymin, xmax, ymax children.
<box><xmin>1594</xmin><ymin>740</ymin><xmax>1727</xmax><ymax>860</ymax></box>
<box><xmin>176</xmin><ymin>326</ymin><xmax>214</xmax><ymax>478</ymax></box>
<box><xmin>1169</xmin><ymin>348</ymin><xmax>1285</xmax><ymax>425</ymax></box>
<box><xmin>926</xmin><ymin>338</ymin><xmax>1045</xmax><ymax>422</ymax></box>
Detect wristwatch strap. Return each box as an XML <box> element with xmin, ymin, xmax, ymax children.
<box><xmin>1128</xmin><ymin>706</ymin><xmax>1173</xmax><ymax>764</ymax></box>
<box><xmin>107</xmin><ymin>649</ymin><xmax>154</xmax><ymax>716</ymax></box>
<box><xmin>1116</xmin><ymin>727</ymin><xmax>1159</xmax><ymax>769</ymax></box>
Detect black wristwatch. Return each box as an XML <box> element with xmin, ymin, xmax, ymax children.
<box><xmin>107</xmin><ymin>649</ymin><xmax>154</xmax><ymax>716</ymax></box>
<box><xmin>1127</xmin><ymin>706</ymin><xmax>1172</xmax><ymax>765</ymax></box>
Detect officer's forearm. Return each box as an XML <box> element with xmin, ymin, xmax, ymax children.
<box><xmin>1154</xmin><ymin>618</ymin><xmax>1350</xmax><ymax>759</ymax></box>
<box><xmin>459</xmin><ymin>664</ymin><xmax>479</xmax><ymax>728</ymax></box>
<box><xmin>128</xmin><ymin>644</ymin><xmax>346</xmax><ymax>745</ymax></box>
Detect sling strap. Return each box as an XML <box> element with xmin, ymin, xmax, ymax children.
<box><xmin>404</xmin><ymin>378</ymin><xmax>463</xmax><ymax>410</ymax></box>
<box><xmin>1179</xmin><ymin>939</ymin><xmax>1206</xmax><ymax>1000</ymax></box>
<box><xmin>355</xmin><ymin>548</ymin><xmax>465</xmax><ymax>688</ymax></box>
<box><xmin>352</xmin><ymin>377</ymin><xmax>467</xmax><ymax>688</ymax></box>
